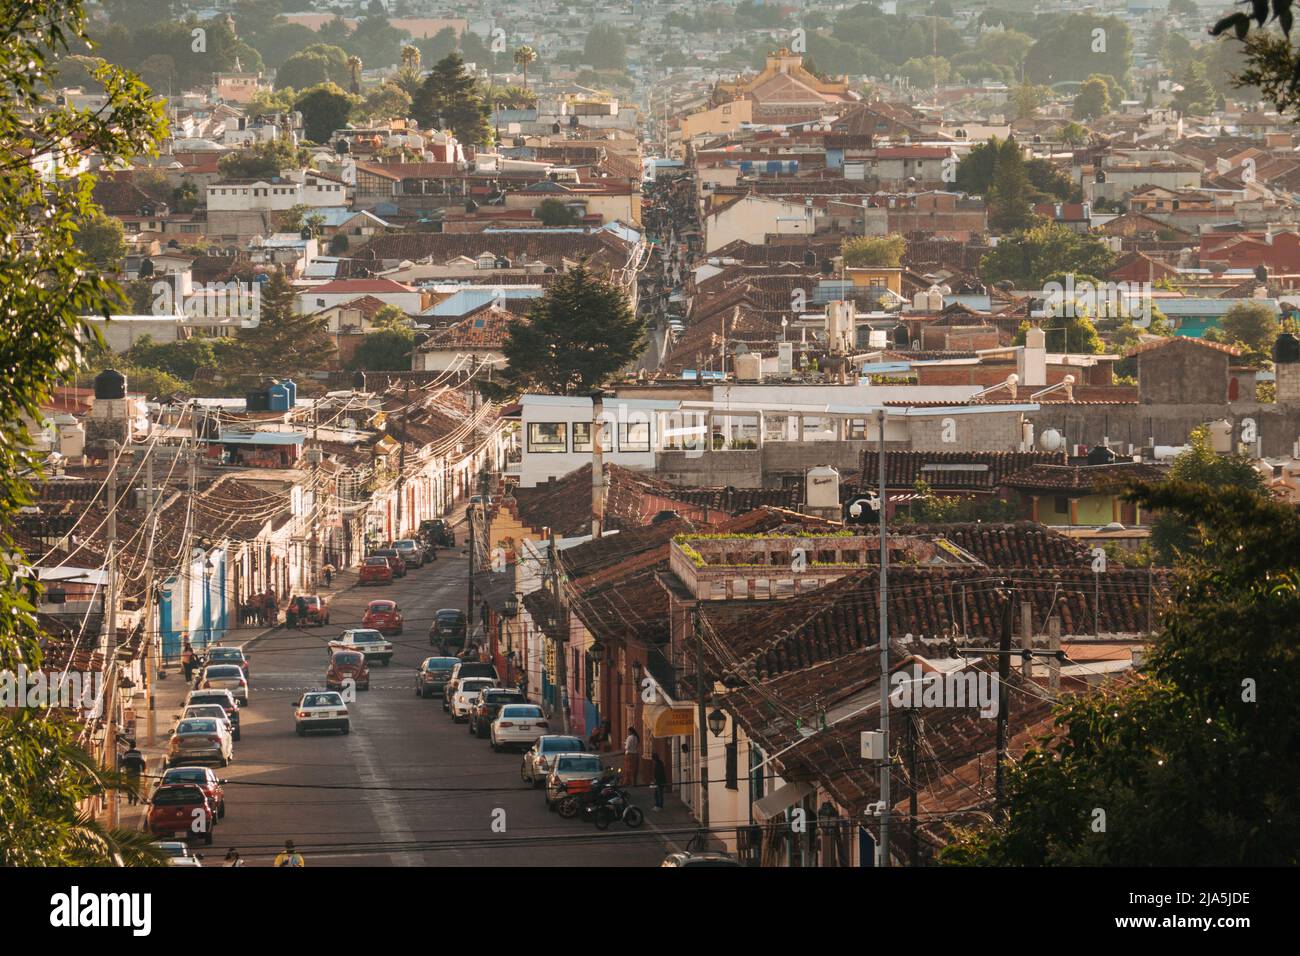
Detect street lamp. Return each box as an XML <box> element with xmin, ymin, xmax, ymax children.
<box><xmin>707</xmin><ymin>705</ymin><xmax>727</xmax><ymax>738</ymax></box>
<box><xmin>503</xmin><ymin>595</ymin><xmax>519</xmax><ymax>618</ymax></box>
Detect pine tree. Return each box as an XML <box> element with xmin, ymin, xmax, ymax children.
<box><xmin>412</xmin><ymin>52</ymin><xmax>492</xmax><ymax>146</ymax></box>
<box><xmin>987</xmin><ymin>137</ymin><xmax>1037</xmax><ymax>233</ymax></box>
<box><xmin>233</xmin><ymin>272</ymin><xmax>337</xmax><ymax>382</ymax></box>
<box><xmin>484</xmin><ymin>262</ymin><xmax>645</xmax><ymax>397</ymax></box>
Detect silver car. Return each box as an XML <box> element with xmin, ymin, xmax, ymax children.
<box><xmin>197</xmin><ymin>663</ymin><xmax>249</xmax><ymax>705</ymax></box>
<box><xmin>521</xmin><ymin>734</ymin><xmax>587</xmax><ymax>787</ymax></box>
<box><xmin>167</xmin><ymin>717</ymin><xmax>233</xmax><ymax>768</ymax></box>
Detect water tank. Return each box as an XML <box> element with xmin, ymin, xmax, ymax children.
<box><xmin>735</xmin><ymin>352</ymin><xmax>762</xmax><ymax>382</ymax></box>
<box><xmin>246</xmin><ymin>389</ymin><xmax>269</xmax><ymax>412</ymax></box>
<box><xmin>1274</xmin><ymin>332</ymin><xmax>1300</xmax><ymax>364</ymax></box>
<box><xmin>1039</xmin><ymin>428</ymin><xmax>1064</xmax><ymax>452</ymax></box>
<box><xmin>267</xmin><ymin>381</ymin><xmax>291</xmax><ymax>412</ymax></box>
<box><xmin>1208</xmin><ymin>419</ymin><xmax>1233</xmax><ymax>453</ymax></box>
<box><xmin>926</xmin><ymin>286</ymin><xmax>943</xmax><ymax>311</ymax></box>
<box><xmin>805</xmin><ymin>465</ymin><xmax>840</xmax><ymax>509</ymax></box>
<box><xmin>282</xmin><ymin>379</ymin><xmax>297</xmax><ymax>407</ymax></box>
<box><xmin>93</xmin><ymin>368</ymin><xmax>127</xmax><ymax>400</ymax></box>
<box><xmin>1087</xmin><ymin>444</ymin><xmax>1117</xmax><ymax>465</ymax></box>
<box><xmin>55</xmin><ymin>414</ymin><xmax>85</xmax><ymax>459</ymax></box>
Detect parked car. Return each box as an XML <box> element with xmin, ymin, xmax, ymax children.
<box><xmin>361</xmin><ymin>599</ymin><xmax>404</xmax><ymax>635</ymax></box>
<box><xmin>469</xmin><ymin>687</ymin><xmax>526</xmax><ymax>738</ymax></box>
<box><xmin>184</xmin><ymin>689</ymin><xmax>240</xmax><ymax>741</ymax></box>
<box><xmin>329</xmin><ymin>628</ymin><xmax>394</xmax><ymax>666</ymax></box>
<box><xmin>204</xmin><ymin>645</ymin><xmax>249</xmax><ymax>676</ymax></box>
<box><xmin>370</xmin><ymin>549</ymin><xmax>406</xmax><ymax>579</ymax></box>
<box><xmin>521</xmin><ymin>735</ymin><xmax>587</xmax><ymax>787</ymax></box>
<box><xmin>450</xmin><ymin>677</ymin><xmax>499</xmax><ymax>722</ymax></box>
<box><xmin>490</xmin><ymin>703</ymin><xmax>549</xmax><ymax>751</ymax></box>
<box><xmin>390</xmin><ymin>539</ymin><xmax>424</xmax><ymax>569</ymax></box>
<box><xmin>297</xmin><ymin>594</ymin><xmax>330</xmax><ymax>626</ymax></box>
<box><xmin>661</xmin><ymin>852</ymin><xmax>742</xmax><ymax>868</ymax></box>
<box><xmin>294</xmin><ymin>690</ymin><xmax>350</xmax><ymax>736</ymax></box>
<box><xmin>153</xmin><ymin>841</ymin><xmax>203</xmax><ymax>866</ymax></box>
<box><xmin>176</xmin><ymin>704</ymin><xmax>234</xmax><ymax>741</ymax></box>
<box><xmin>359</xmin><ymin>555</ymin><xmax>393</xmax><ymax>586</ymax></box>
<box><xmin>429</xmin><ymin>608</ymin><xmax>467</xmax><ymax>648</ymax></box>
<box><xmin>147</xmin><ymin>785</ymin><xmax>217</xmax><ymax>844</ymax></box>
<box><xmin>419</xmin><ymin>518</ymin><xmax>455</xmax><ymax>548</ymax></box>
<box><xmin>326</xmin><ymin>650</ymin><xmax>370</xmax><ymax>692</ymax></box>
<box><xmin>415</xmin><ymin>656</ymin><xmax>460</xmax><ymax>699</ymax></box>
<box><xmin>158</xmin><ymin>766</ymin><xmax>226</xmax><ymax>819</ymax></box>
<box><xmin>167</xmin><ymin>717</ymin><xmax>233</xmax><ymax>768</ymax></box>
<box><xmin>196</xmin><ymin>663</ymin><xmax>249</xmax><ymax>705</ymax></box>
<box><xmin>442</xmin><ymin>660</ymin><xmax>499</xmax><ymax>711</ymax></box>
<box><xmin>544</xmin><ymin>752</ymin><xmax>606</xmax><ymax>809</ymax></box>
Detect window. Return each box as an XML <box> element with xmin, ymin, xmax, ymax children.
<box><xmin>618</xmin><ymin>419</ymin><xmax>651</xmax><ymax>452</ymax></box>
<box><xmin>527</xmin><ymin>422</ymin><xmax>567</xmax><ymax>453</ymax></box>
<box><xmin>1053</xmin><ymin>496</ymin><xmax>1070</xmax><ymax>515</ymax></box>
<box><xmin>725</xmin><ymin>741</ymin><xmax>738</xmax><ymax>790</ymax></box>
<box><xmin>749</xmin><ymin>744</ymin><xmax>766</xmax><ymax>803</ymax></box>
<box><xmin>572</xmin><ymin>420</ymin><xmax>610</xmax><ymax>452</ymax></box>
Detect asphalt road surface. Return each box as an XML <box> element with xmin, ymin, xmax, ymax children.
<box><xmin>210</xmin><ymin>552</ymin><xmax>671</xmax><ymax>866</ymax></box>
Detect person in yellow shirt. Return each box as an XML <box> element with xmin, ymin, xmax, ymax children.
<box><xmin>273</xmin><ymin>839</ymin><xmax>305</xmax><ymax>867</ymax></box>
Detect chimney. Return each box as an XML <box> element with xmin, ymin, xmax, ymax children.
<box><xmin>1273</xmin><ymin>332</ymin><xmax>1300</xmax><ymax>404</ymax></box>
<box><xmin>1017</xmin><ymin>326</ymin><xmax>1047</xmax><ymax>388</ymax></box>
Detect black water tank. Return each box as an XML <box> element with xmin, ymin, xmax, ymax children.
<box><xmin>352</xmin><ymin>371</ymin><xmax>367</xmax><ymax>390</ymax></box>
<box><xmin>1274</xmin><ymin>332</ymin><xmax>1300</xmax><ymax>364</ymax></box>
<box><xmin>1087</xmin><ymin>444</ymin><xmax>1117</xmax><ymax>465</ymax></box>
<box><xmin>651</xmin><ymin>510</ymin><xmax>679</xmax><ymax>525</ymax></box>
<box><xmin>93</xmin><ymin>368</ymin><xmax>126</xmax><ymax>400</ymax></box>
<box><xmin>246</xmin><ymin>389</ymin><xmax>269</xmax><ymax>412</ymax></box>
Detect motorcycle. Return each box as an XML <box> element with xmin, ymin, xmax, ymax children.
<box><xmin>556</xmin><ymin>770</ymin><xmax>644</xmax><ymax>829</ymax></box>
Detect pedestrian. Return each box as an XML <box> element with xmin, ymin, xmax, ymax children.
<box><xmin>223</xmin><ymin>848</ymin><xmax>244</xmax><ymax>867</ymax></box>
<box><xmin>295</xmin><ymin>594</ymin><xmax>307</xmax><ymax>623</ymax></box>
<box><xmin>652</xmin><ymin>752</ymin><xmax>666</xmax><ymax>811</ymax></box>
<box><xmin>120</xmin><ymin>740</ymin><xmax>146</xmax><ymax>806</ymax></box>
<box><xmin>266</xmin><ymin>590</ymin><xmax>278</xmax><ymax>627</ymax></box>
<box><xmin>323</xmin><ymin>563</ymin><xmax>334</xmax><ymax>588</ymax></box>
<box><xmin>284</xmin><ymin>598</ymin><xmax>298</xmax><ymax>629</ymax></box>
<box><xmin>273</xmin><ymin>840</ymin><xmax>305</xmax><ymax>867</ymax></box>
<box><xmin>181</xmin><ymin>639</ymin><xmax>196</xmax><ymax>683</ymax></box>
<box><xmin>623</xmin><ymin>725</ymin><xmax>641</xmax><ymax>787</ymax></box>
<box><xmin>589</xmin><ymin>718</ymin><xmax>611</xmax><ymax>752</ymax></box>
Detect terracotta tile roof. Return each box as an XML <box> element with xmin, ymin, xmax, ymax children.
<box><xmin>857</xmin><ymin>450</ymin><xmax>1068</xmax><ymax>493</ymax></box>
<box><xmin>353</xmin><ymin>231</ymin><xmax>632</xmax><ymax>268</ymax></box>
<box><xmin>1128</xmin><ymin>336</ymin><xmax>1242</xmax><ymax>358</ymax></box>
<box><xmin>997</xmin><ymin>461</ymin><xmax>1168</xmax><ymax>493</ymax></box>
<box><xmin>418</xmin><ymin>305</ymin><xmax>515</xmax><ymax>350</ymax></box>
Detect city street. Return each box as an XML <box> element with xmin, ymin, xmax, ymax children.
<box><xmin>206</xmin><ymin>552</ymin><xmax>674</xmax><ymax>866</ymax></box>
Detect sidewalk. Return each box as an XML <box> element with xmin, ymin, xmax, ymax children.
<box><xmin>595</xmin><ymin>751</ymin><xmax>728</xmax><ymax>855</ymax></box>
<box><xmin>116</xmin><ymin>567</ymin><xmax>361</xmax><ymax>836</ymax></box>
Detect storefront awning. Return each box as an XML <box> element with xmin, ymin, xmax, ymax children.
<box><xmin>753</xmin><ymin>781</ymin><xmax>815</xmax><ymax>823</ymax></box>
<box><xmin>643</xmin><ymin>702</ymin><xmax>695</xmax><ymax>738</ymax></box>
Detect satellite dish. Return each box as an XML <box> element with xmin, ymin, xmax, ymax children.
<box><xmin>1039</xmin><ymin>428</ymin><xmax>1064</xmax><ymax>452</ymax></box>
<box><xmin>341</xmin><ymin>417</ymin><xmax>357</xmax><ymax>431</ymax></box>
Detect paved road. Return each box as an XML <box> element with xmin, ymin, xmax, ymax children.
<box><xmin>209</xmin><ymin>552</ymin><xmax>671</xmax><ymax>866</ymax></box>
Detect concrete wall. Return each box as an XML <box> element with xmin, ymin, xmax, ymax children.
<box><xmin>1138</xmin><ymin>347</ymin><xmax>1229</xmax><ymax>405</ymax></box>
<box><xmin>908</xmin><ymin>411</ymin><xmax>1024</xmax><ymax>453</ymax></box>
<box><xmin>1026</xmin><ymin>402</ymin><xmax>1300</xmax><ymax>457</ymax></box>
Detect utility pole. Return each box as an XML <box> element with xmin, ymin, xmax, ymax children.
<box><xmin>907</xmin><ymin>708</ymin><xmax>918</xmax><ymax>868</ymax></box>
<box><xmin>105</xmin><ymin>439</ymin><xmax>120</xmax><ymax>828</ymax></box>
<box><xmin>591</xmin><ymin>388</ymin><xmax>605</xmax><ymax>539</ymax></box>
<box><xmin>144</xmin><ymin>447</ymin><xmax>157</xmax><ymax>747</ymax></box>
<box><xmin>309</xmin><ymin>402</ymin><xmax>321</xmax><ymax>591</ymax></box>
<box><xmin>183</xmin><ymin>409</ymin><xmax>198</xmax><ymax>648</ymax></box>
<box><xmin>876</xmin><ymin>408</ymin><xmax>890</xmax><ymax>867</ymax></box>
<box><xmin>694</xmin><ymin>609</ymin><xmax>710</xmax><ymax>831</ymax></box>
<box><xmin>994</xmin><ymin>582</ymin><xmax>1013</xmax><ymax>815</ymax></box>
<box><xmin>548</xmin><ymin>529</ymin><xmax>570</xmax><ymax>735</ymax></box>
<box><xmin>397</xmin><ymin>378</ymin><xmax>409</xmax><ymax>537</ymax></box>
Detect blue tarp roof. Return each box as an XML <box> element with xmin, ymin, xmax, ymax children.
<box><xmin>216</xmin><ymin>432</ymin><xmax>305</xmax><ymax>446</ymax></box>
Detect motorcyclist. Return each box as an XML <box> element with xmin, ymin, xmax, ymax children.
<box><xmin>273</xmin><ymin>839</ymin><xmax>305</xmax><ymax>867</ymax></box>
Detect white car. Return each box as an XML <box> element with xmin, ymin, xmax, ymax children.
<box><xmin>153</xmin><ymin>841</ymin><xmax>203</xmax><ymax>866</ymax></box>
<box><xmin>294</xmin><ymin>690</ymin><xmax>350</xmax><ymax>736</ymax></box>
<box><xmin>197</xmin><ymin>663</ymin><xmax>249</xmax><ymax>705</ymax></box>
<box><xmin>521</xmin><ymin>734</ymin><xmax>588</xmax><ymax>787</ymax></box>
<box><xmin>450</xmin><ymin>677</ymin><xmax>498</xmax><ymax>722</ymax></box>
<box><xmin>490</xmin><ymin>703</ymin><xmax>550</xmax><ymax>752</ymax></box>
<box><xmin>178</xmin><ymin>704</ymin><xmax>233</xmax><ymax>739</ymax></box>
<box><xmin>329</xmin><ymin>628</ymin><xmax>394</xmax><ymax>666</ymax></box>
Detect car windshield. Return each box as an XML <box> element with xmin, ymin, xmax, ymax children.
<box><xmin>208</xmin><ymin>648</ymin><xmax>242</xmax><ymax>660</ymax></box>
<box><xmin>303</xmin><ymin>597</ymin><xmax>320</xmax><ymax>607</ymax></box>
<box><xmin>205</xmin><ymin>666</ymin><xmax>242</xmax><ymax>678</ymax></box>
<box><xmin>348</xmin><ymin>630</ymin><xmax>383</xmax><ymax>643</ymax></box>
<box><xmin>158</xmin><ymin>843</ymin><xmax>187</xmax><ymax>857</ymax></box>
<box><xmin>188</xmin><ymin>693</ymin><xmax>232</xmax><ymax>709</ymax></box>
<box><xmin>365</xmin><ymin>557</ymin><xmax>387</xmax><ymax>566</ymax></box>
<box><xmin>424</xmin><ymin>657</ymin><xmax>459</xmax><ymax>670</ymax></box>
<box><xmin>459</xmin><ymin>679</ymin><xmax>493</xmax><ymax>693</ymax></box>
<box><xmin>500</xmin><ymin>705</ymin><xmax>543</xmax><ymax>718</ymax></box>
<box><xmin>153</xmin><ymin>787</ymin><xmax>203</xmax><ymax>805</ymax></box>
<box><xmin>557</xmin><ymin>756</ymin><xmax>602</xmax><ymax>773</ymax></box>
<box><xmin>542</xmin><ymin>737</ymin><xmax>584</xmax><ymax>753</ymax></box>
<box><xmin>176</xmin><ymin>719</ymin><xmax>217</xmax><ymax>734</ymax></box>
<box><xmin>394</xmin><ymin>540</ymin><xmax>416</xmax><ymax>549</ymax></box>
<box><xmin>164</xmin><ymin>769</ymin><xmax>208</xmax><ymax>784</ymax></box>
<box><xmin>334</xmin><ymin>653</ymin><xmax>363</xmax><ymax>666</ymax></box>
<box><xmin>436</xmin><ymin>611</ymin><xmax>464</xmax><ymax>622</ymax></box>
<box><xmin>368</xmin><ymin>602</ymin><xmax>395</xmax><ymax>612</ymax></box>
<box><xmin>304</xmin><ymin>694</ymin><xmax>343</xmax><ymax>708</ymax></box>
<box><xmin>184</xmin><ymin>707</ymin><xmax>225</xmax><ymax>720</ymax></box>
<box><xmin>485</xmin><ymin>691</ymin><xmax>521</xmax><ymax>702</ymax></box>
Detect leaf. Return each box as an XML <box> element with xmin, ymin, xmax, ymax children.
<box><xmin>1211</xmin><ymin>12</ymin><xmax>1252</xmax><ymax>36</ymax></box>
<box><xmin>1274</xmin><ymin>0</ymin><xmax>1295</xmax><ymax>34</ymax></box>
<box><xmin>1252</xmin><ymin>0</ymin><xmax>1271</xmax><ymax>25</ymax></box>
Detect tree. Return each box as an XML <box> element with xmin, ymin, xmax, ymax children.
<box><xmin>370</xmin><ymin>304</ymin><xmax>411</xmax><ymax>330</ymax></box>
<box><xmin>1008</xmin><ymin>82</ymin><xmax>1046</xmax><ymax>121</ymax></box>
<box><xmin>392</xmin><ymin>44</ymin><xmax>423</xmax><ymax>97</ymax></box>
<box><xmin>841</xmin><ymin>234</ymin><xmax>905</xmax><ymax>268</ymax></box>
<box><xmin>1</xmin><ymin>0</ymin><xmax>170</xmax><ymax>867</ymax></box>
<box><xmin>1220</xmin><ymin>300</ymin><xmax>1281</xmax><ymax>353</ymax></box>
<box><xmin>346</xmin><ymin>13</ymin><xmax>410</xmax><ymax>70</ymax></box>
<box><xmin>233</xmin><ymin>271</ymin><xmax>336</xmax><ymax>379</ymax></box>
<box><xmin>1056</xmin><ymin>121</ymin><xmax>1089</xmax><ymax>146</ymax></box>
<box><xmin>583</xmin><ymin>24</ymin><xmax>627</xmax><ymax>70</ymax></box>
<box><xmin>411</xmin><ymin>53</ymin><xmax>492</xmax><ymax>146</ymax></box>
<box><xmin>943</xmin><ymin>479</ymin><xmax>1297</xmax><ymax>865</ymax></box>
<box><xmin>513</xmin><ymin>45</ymin><xmax>537</xmax><ymax>89</ymax></box>
<box><xmin>218</xmin><ymin>138</ymin><xmax>310</xmax><ymax>179</ymax></box>
<box><xmin>348</xmin><ymin>327</ymin><xmax>414</xmax><ymax>371</ymax></box>
<box><xmin>123</xmin><ymin>334</ymin><xmax>220</xmax><ymax>381</ymax></box>
<box><xmin>77</xmin><ymin>209</ymin><xmax>127</xmax><ymax>273</ymax></box>
<box><xmin>1023</xmin><ymin>14</ymin><xmax>1132</xmax><ymax>87</ymax></box>
<box><xmin>275</xmin><ymin>43</ymin><xmax>349</xmax><ymax>90</ymax></box>
<box><xmin>293</xmin><ymin>82</ymin><xmax>359</xmax><ymax>143</ymax></box>
<box><xmin>1072</xmin><ymin>76</ymin><xmax>1111</xmax><ymax>119</ymax></box>
<box><xmin>1013</xmin><ymin>314</ymin><xmax>1103</xmax><ymax>354</ymax></box>
<box><xmin>483</xmin><ymin>262</ymin><xmax>644</xmax><ymax>397</ymax></box>
<box><xmin>987</xmin><ymin>137</ymin><xmax>1037</xmax><ymax>233</ymax></box>
<box><xmin>900</xmin><ymin>55</ymin><xmax>951</xmax><ymax>88</ymax></box>
<box><xmin>354</xmin><ymin>82</ymin><xmax>412</xmax><ymax>123</ymax></box>
<box><xmin>414</xmin><ymin>25</ymin><xmax>458</xmax><ymax>66</ymax></box>
<box><xmin>535</xmin><ymin>198</ymin><xmax>581</xmax><ymax>226</ymax></box>
<box><xmin>980</xmin><ymin>222</ymin><xmax>1117</xmax><ymax>288</ymax></box>
<box><xmin>346</xmin><ymin>55</ymin><xmax>363</xmax><ymax>95</ymax></box>
<box><xmin>1172</xmin><ymin>60</ymin><xmax>1215</xmax><ymax>115</ymax></box>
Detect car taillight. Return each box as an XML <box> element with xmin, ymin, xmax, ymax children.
<box><xmin>206</xmin><ymin>735</ymin><xmax>221</xmax><ymax>743</ymax></box>
<box><xmin>295</xmin><ymin>711</ymin><xmax>307</xmax><ymax>718</ymax></box>
<box><xmin>499</xmin><ymin>721</ymin><xmax>514</xmax><ymax>727</ymax></box>
<box><xmin>536</xmin><ymin>721</ymin><xmax>549</xmax><ymax>728</ymax></box>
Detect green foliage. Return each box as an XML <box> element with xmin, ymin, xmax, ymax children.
<box><xmin>987</xmin><ymin>137</ymin><xmax>1038</xmax><ymax>233</ymax></box>
<box><xmin>1072</xmin><ymin>76</ymin><xmax>1111</xmax><ymax>119</ymax></box>
<box><xmin>370</xmin><ymin>305</ymin><xmax>410</xmax><ymax>330</ymax></box>
<box><xmin>78</xmin><ymin>348</ymin><xmax>190</xmax><ymax>400</ymax></box>
<box><xmin>77</xmin><ymin>209</ymin><xmax>127</xmax><ymax>273</ymax></box>
<box><xmin>583</xmin><ymin>24</ymin><xmax>627</xmax><ymax>71</ymax></box>
<box><xmin>907</xmin><ymin>479</ymin><xmax>1019</xmax><ymax>523</ymax></box>
<box><xmin>1023</xmin><ymin>14</ymin><xmax>1132</xmax><ymax>87</ymax></box>
<box><xmin>217</xmin><ymin>138</ymin><xmax>310</xmax><ymax>180</ymax></box>
<box><xmin>293</xmin><ymin>82</ymin><xmax>359</xmax><ymax>143</ymax></box>
<box><xmin>348</xmin><ymin>327</ymin><xmax>414</xmax><ymax>371</ymax></box>
<box><xmin>354</xmin><ymin>82</ymin><xmax>412</xmax><ymax>123</ymax></box>
<box><xmin>484</xmin><ymin>262</ymin><xmax>644</xmax><ymax>398</ymax></box>
<box><xmin>90</xmin><ymin>14</ymin><xmax>246</xmax><ymax>94</ymax></box>
<box><xmin>274</xmin><ymin>43</ymin><xmax>349</xmax><ymax>91</ymax></box>
<box><xmin>535</xmin><ymin>198</ymin><xmax>581</xmax><ymax>226</ymax></box>
<box><xmin>1013</xmin><ymin>314</ymin><xmax>1103</xmax><ymax>354</ymax></box>
<box><xmin>344</xmin><ymin>13</ymin><xmax>411</xmax><ymax>70</ymax></box>
<box><xmin>232</xmin><ymin>271</ymin><xmax>336</xmax><ymax>380</ymax></box>
<box><xmin>1220</xmin><ymin>300</ymin><xmax>1281</xmax><ymax>354</ymax></box>
<box><xmin>122</xmin><ymin>334</ymin><xmax>221</xmax><ymax>381</ymax></box>
<box><xmin>0</xmin><ymin>0</ymin><xmax>168</xmax><ymax>866</ymax></box>
<box><xmin>411</xmin><ymin>53</ymin><xmax>492</xmax><ymax>147</ymax></box>
<box><xmin>981</xmin><ymin>222</ymin><xmax>1117</xmax><ymax>288</ymax></box>
<box><xmin>841</xmin><ymin>234</ymin><xmax>905</xmax><ymax>268</ymax></box>
<box><xmin>1056</xmin><ymin>121</ymin><xmax>1089</xmax><ymax>146</ymax></box>
<box><xmin>1171</xmin><ymin>59</ymin><xmax>1215</xmax><ymax>115</ymax></box>
<box><xmin>944</xmin><ymin>481</ymin><xmax>1300</xmax><ymax>865</ymax></box>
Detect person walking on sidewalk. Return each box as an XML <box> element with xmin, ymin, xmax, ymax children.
<box><xmin>120</xmin><ymin>740</ymin><xmax>146</xmax><ymax>805</ymax></box>
<box><xmin>623</xmin><ymin>725</ymin><xmax>641</xmax><ymax>787</ymax></box>
<box><xmin>181</xmin><ymin>639</ymin><xmax>196</xmax><ymax>683</ymax></box>
<box><xmin>652</xmin><ymin>752</ymin><xmax>666</xmax><ymax>811</ymax></box>
<box><xmin>223</xmin><ymin>848</ymin><xmax>244</xmax><ymax>867</ymax></box>
<box><xmin>323</xmin><ymin>563</ymin><xmax>334</xmax><ymax>588</ymax></box>
<box><xmin>273</xmin><ymin>840</ymin><xmax>305</xmax><ymax>867</ymax></box>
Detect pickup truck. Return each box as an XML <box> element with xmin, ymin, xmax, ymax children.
<box><xmin>328</xmin><ymin>628</ymin><xmax>394</xmax><ymax>666</ymax></box>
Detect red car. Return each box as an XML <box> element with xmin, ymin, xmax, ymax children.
<box><xmin>362</xmin><ymin>599</ymin><xmax>404</xmax><ymax>635</ymax></box>
<box><xmin>158</xmin><ymin>766</ymin><xmax>227</xmax><ymax>819</ymax></box>
<box><xmin>359</xmin><ymin>556</ymin><xmax>393</xmax><ymax>586</ymax></box>
<box><xmin>298</xmin><ymin>594</ymin><xmax>330</xmax><ymax>626</ymax></box>
<box><xmin>326</xmin><ymin>650</ymin><xmax>370</xmax><ymax>692</ymax></box>
<box><xmin>147</xmin><ymin>783</ymin><xmax>217</xmax><ymax>844</ymax></box>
